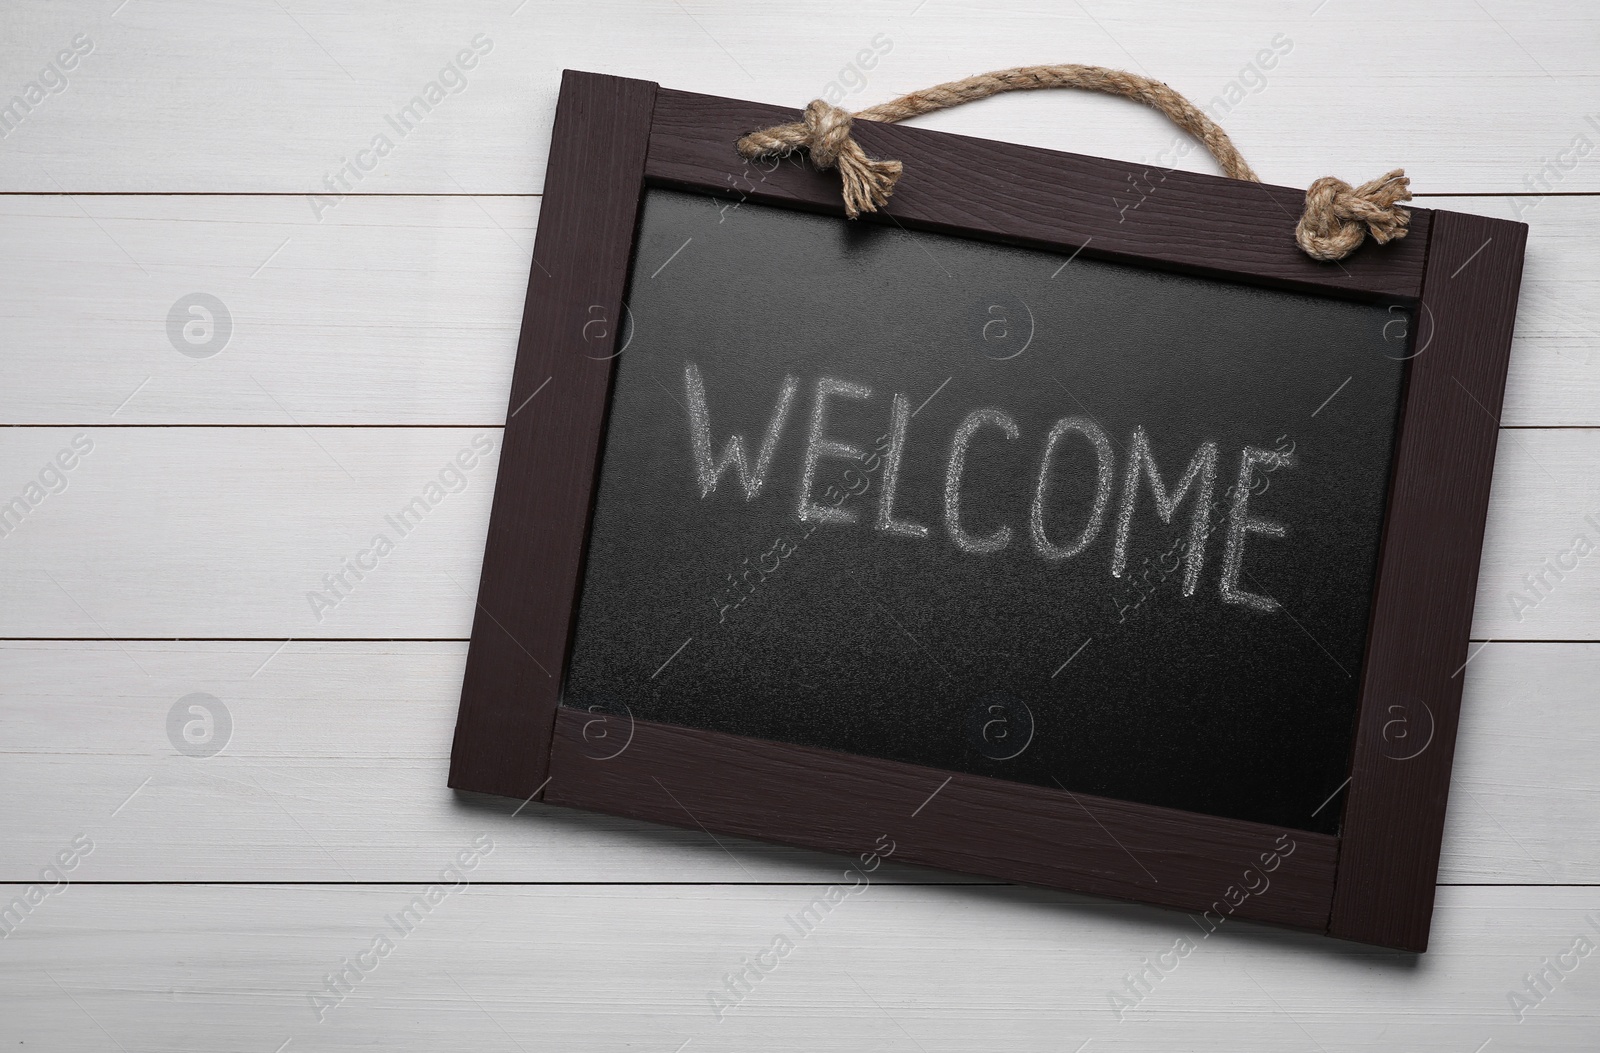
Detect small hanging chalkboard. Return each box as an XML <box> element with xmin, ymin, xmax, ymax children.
<box><xmin>449</xmin><ymin>68</ymin><xmax>1526</xmax><ymax>953</ymax></box>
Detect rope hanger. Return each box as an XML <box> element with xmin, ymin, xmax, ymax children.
<box><xmin>735</xmin><ymin>64</ymin><xmax>1412</xmax><ymax>262</ymax></box>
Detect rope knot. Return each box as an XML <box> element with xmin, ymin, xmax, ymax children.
<box><xmin>737</xmin><ymin>68</ymin><xmax>1410</xmax><ymax>261</ymax></box>
<box><xmin>1295</xmin><ymin>169</ymin><xmax>1413</xmax><ymax>262</ymax></box>
<box><xmin>737</xmin><ymin>99</ymin><xmax>903</xmax><ymax>219</ymax></box>
<box><xmin>801</xmin><ymin>99</ymin><xmax>854</xmax><ymax>167</ymax></box>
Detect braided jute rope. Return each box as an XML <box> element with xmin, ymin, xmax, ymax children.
<box><xmin>735</xmin><ymin>65</ymin><xmax>1412</xmax><ymax>262</ymax></box>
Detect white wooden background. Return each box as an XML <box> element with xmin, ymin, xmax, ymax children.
<box><xmin>2</xmin><ymin>0</ymin><xmax>1598</xmax><ymax>1048</ymax></box>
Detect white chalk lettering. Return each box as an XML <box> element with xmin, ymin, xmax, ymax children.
<box><xmin>1112</xmin><ymin>426</ymin><xmax>1218</xmax><ymax>596</ymax></box>
<box><xmin>1032</xmin><ymin>416</ymin><xmax>1114</xmax><ymax>561</ymax></box>
<box><xmin>685</xmin><ymin>362</ymin><xmax>798</xmax><ymax>500</ymax></box>
<box><xmin>876</xmin><ymin>392</ymin><xmax>930</xmax><ymax>539</ymax></box>
<box><xmin>1220</xmin><ymin>446</ymin><xmax>1294</xmax><ymax>611</ymax></box>
<box><xmin>945</xmin><ymin>408</ymin><xmax>1018</xmax><ymax>555</ymax></box>
<box><xmin>681</xmin><ymin>363</ymin><xmax>1299</xmax><ymax>615</ymax></box>
<box><xmin>798</xmin><ymin>376</ymin><xmax>874</xmax><ymax>524</ymax></box>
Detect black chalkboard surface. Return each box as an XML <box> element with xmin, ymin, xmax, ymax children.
<box><xmin>452</xmin><ymin>73</ymin><xmax>1526</xmax><ymax>950</ymax></box>
<box><xmin>563</xmin><ymin>187</ymin><xmax>1407</xmax><ymax>835</ymax></box>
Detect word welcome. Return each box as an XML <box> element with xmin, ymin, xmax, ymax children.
<box><xmin>0</xmin><ymin>433</ymin><xmax>94</xmax><ymax>541</ymax></box>
<box><xmin>1108</xmin><ymin>833</ymin><xmax>1295</xmax><ymax>1019</ymax></box>
<box><xmin>1507</xmin><ymin>911</ymin><xmax>1600</xmax><ymax>1021</ymax></box>
<box><xmin>0</xmin><ymin>833</ymin><xmax>94</xmax><ymax>938</ymax></box>
<box><xmin>685</xmin><ymin>364</ymin><xmax>1294</xmax><ymax>612</ymax></box>
<box><xmin>308</xmin><ymin>34</ymin><xmax>493</xmax><ymax>220</ymax></box>
<box><xmin>1507</xmin><ymin>514</ymin><xmax>1600</xmax><ymax>622</ymax></box>
<box><xmin>308</xmin><ymin>833</ymin><xmax>493</xmax><ymax>1021</ymax></box>
<box><xmin>307</xmin><ymin>434</ymin><xmax>494</xmax><ymax>621</ymax></box>
<box><xmin>0</xmin><ymin>34</ymin><xmax>94</xmax><ymax>140</ymax></box>
<box><xmin>707</xmin><ymin>834</ymin><xmax>896</xmax><ymax>1020</ymax></box>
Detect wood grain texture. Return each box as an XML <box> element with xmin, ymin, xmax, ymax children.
<box><xmin>0</xmin><ymin>192</ymin><xmax>1593</xmax><ymax>426</ymax></box>
<box><xmin>0</xmin><ymin>639</ymin><xmax>1592</xmax><ymax>884</ymax></box>
<box><xmin>487</xmin><ymin>77</ymin><xmax>1524</xmax><ymax>950</ymax></box>
<box><xmin>1</xmin><ymin>0</ymin><xmax>1597</xmax><ymax>1041</ymax></box>
<box><xmin>1471</xmin><ymin>429</ymin><xmax>1600</xmax><ymax>639</ymax></box>
<box><xmin>2</xmin><ymin>426</ymin><xmax>1598</xmax><ymax>640</ymax></box>
<box><xmin>1331</xmin><ymin>211</ymin><xmax>1529</xmax><ymax>951</ymax></box>
<box><xmin>450</xmin><ymin>71</ymin><xmax>655</xmax><ymax>800</ymax></box>
<box><xmin>546</xmin><ymin>710</ymin><xmax>1335</xmax><ymax>930</ymax></box>
<box><xmin>1</xmin><ymin>1</ymin><xmax>1594</xmax><ymax>194</ymax></box>
<box><xmin>0</xmin><ymin>637</ymin><xmax>971</xmax><ymax>886</ymax></box>
<box><xmin>377</xmin><ymin>72</ymin><xmax>1533</xmax><ymax>950</ymax></box>
<box><xmin>0</xmin><ymin>426</ymin><xmax>499</xmax><ymax>638</ymax></box>
<box><xmin>5</xmin><ymin>884</ymin><xmax>1599</xmax><ymax>1052</ymax></box>
<box><xmin>648</xmin><ymin>87</ymin><xmax>1430</xmax><ymax>300</ymax></box>
<box><xmin>0</xmin><ymin>193</ymin><xmax>538</xmax><ymax>425</ymax></box>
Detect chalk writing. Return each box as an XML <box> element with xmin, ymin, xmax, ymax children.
<box><xmin>686</xmin><ymin>362</ymin><xmax>1295</xmax><ymax>613</ymax></box>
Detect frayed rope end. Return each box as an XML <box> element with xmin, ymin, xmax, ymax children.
<box><xmin>735</xmin><ymin>81</ymin><xmax>1410</xmax><ymax>260</ymax></box>
<box><xmin>1295</xmin><ymin>169</ymin><xmax>1412</xmax><ymax>262</ymax></box>
<box><xmin>736</xmin><ymin>99</ymin><xmax>903</xmax><ymax>219</ymax></box>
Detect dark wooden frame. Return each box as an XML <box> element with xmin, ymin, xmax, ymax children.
<box><xmin>449</xmin><ymin>70</ymin><xmax>1527</xmax><ymax>952</ymax></box>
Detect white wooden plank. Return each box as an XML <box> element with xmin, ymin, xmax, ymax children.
<box><xmin>1473</xmin><ymin>428</ymin><xmax>1600</xmax><ymax>638</ymax></box>
<box><xmin>3</xmin><ymin>883</ymin><xmax>1598</xmax><ymax>1050</ymax></box>
<box><xmin>1</xmin><ymin>1</ymin><xmax>1596</xmax><ymax>194</ymax></box>
<box><xmin>1463</xmin><ymin>194</ymin><xmax>1600</xmax><ymax>430</ymax></box>
<box><xmin>1446</xmin><ymin>641</ymin><xmax>1600</xmax><ymax>883</ymax></box>
<box><xmin>0</xmin><ymin>426</ymin><xmax>497</xmax><ymax>638</ymax></box>
<box><xmin>0</xmin><ymin>192</ymin><xmax>1592</xmax><ymax>425</ymax></box>
<box><xmin>0</xmin><ymin>640</ymin><xmax>924</xmax><ymax>884</ymax></box>
<box><xmin>0</xmin><ymin>639</ymin><xmax>1592</xmax><ymax>883</ymax></box>
<box><xmin>0</xmin><ymin>3</ymin><xmax>1591</xmax><ymax>1048</ymax></box>
<box><xmin>0</xmin><ymin>425</ymin><xmax>1596</xmax><ymax>638</ymax></box>
<box><xmin>0</xmin><ymin>194</ymin><xmax>537</xmax><ymax>426</ymax></box>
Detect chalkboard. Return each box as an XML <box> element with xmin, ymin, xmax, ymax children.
<box><xmin>450</xmin><ymin>72</ymin><xmax>1526</xmax><ymax>951</ymax></box>
<box><xmin>562</xmin><ymin>187</ymin><xmax>1407</xmax><ymax>835</ymax></box>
